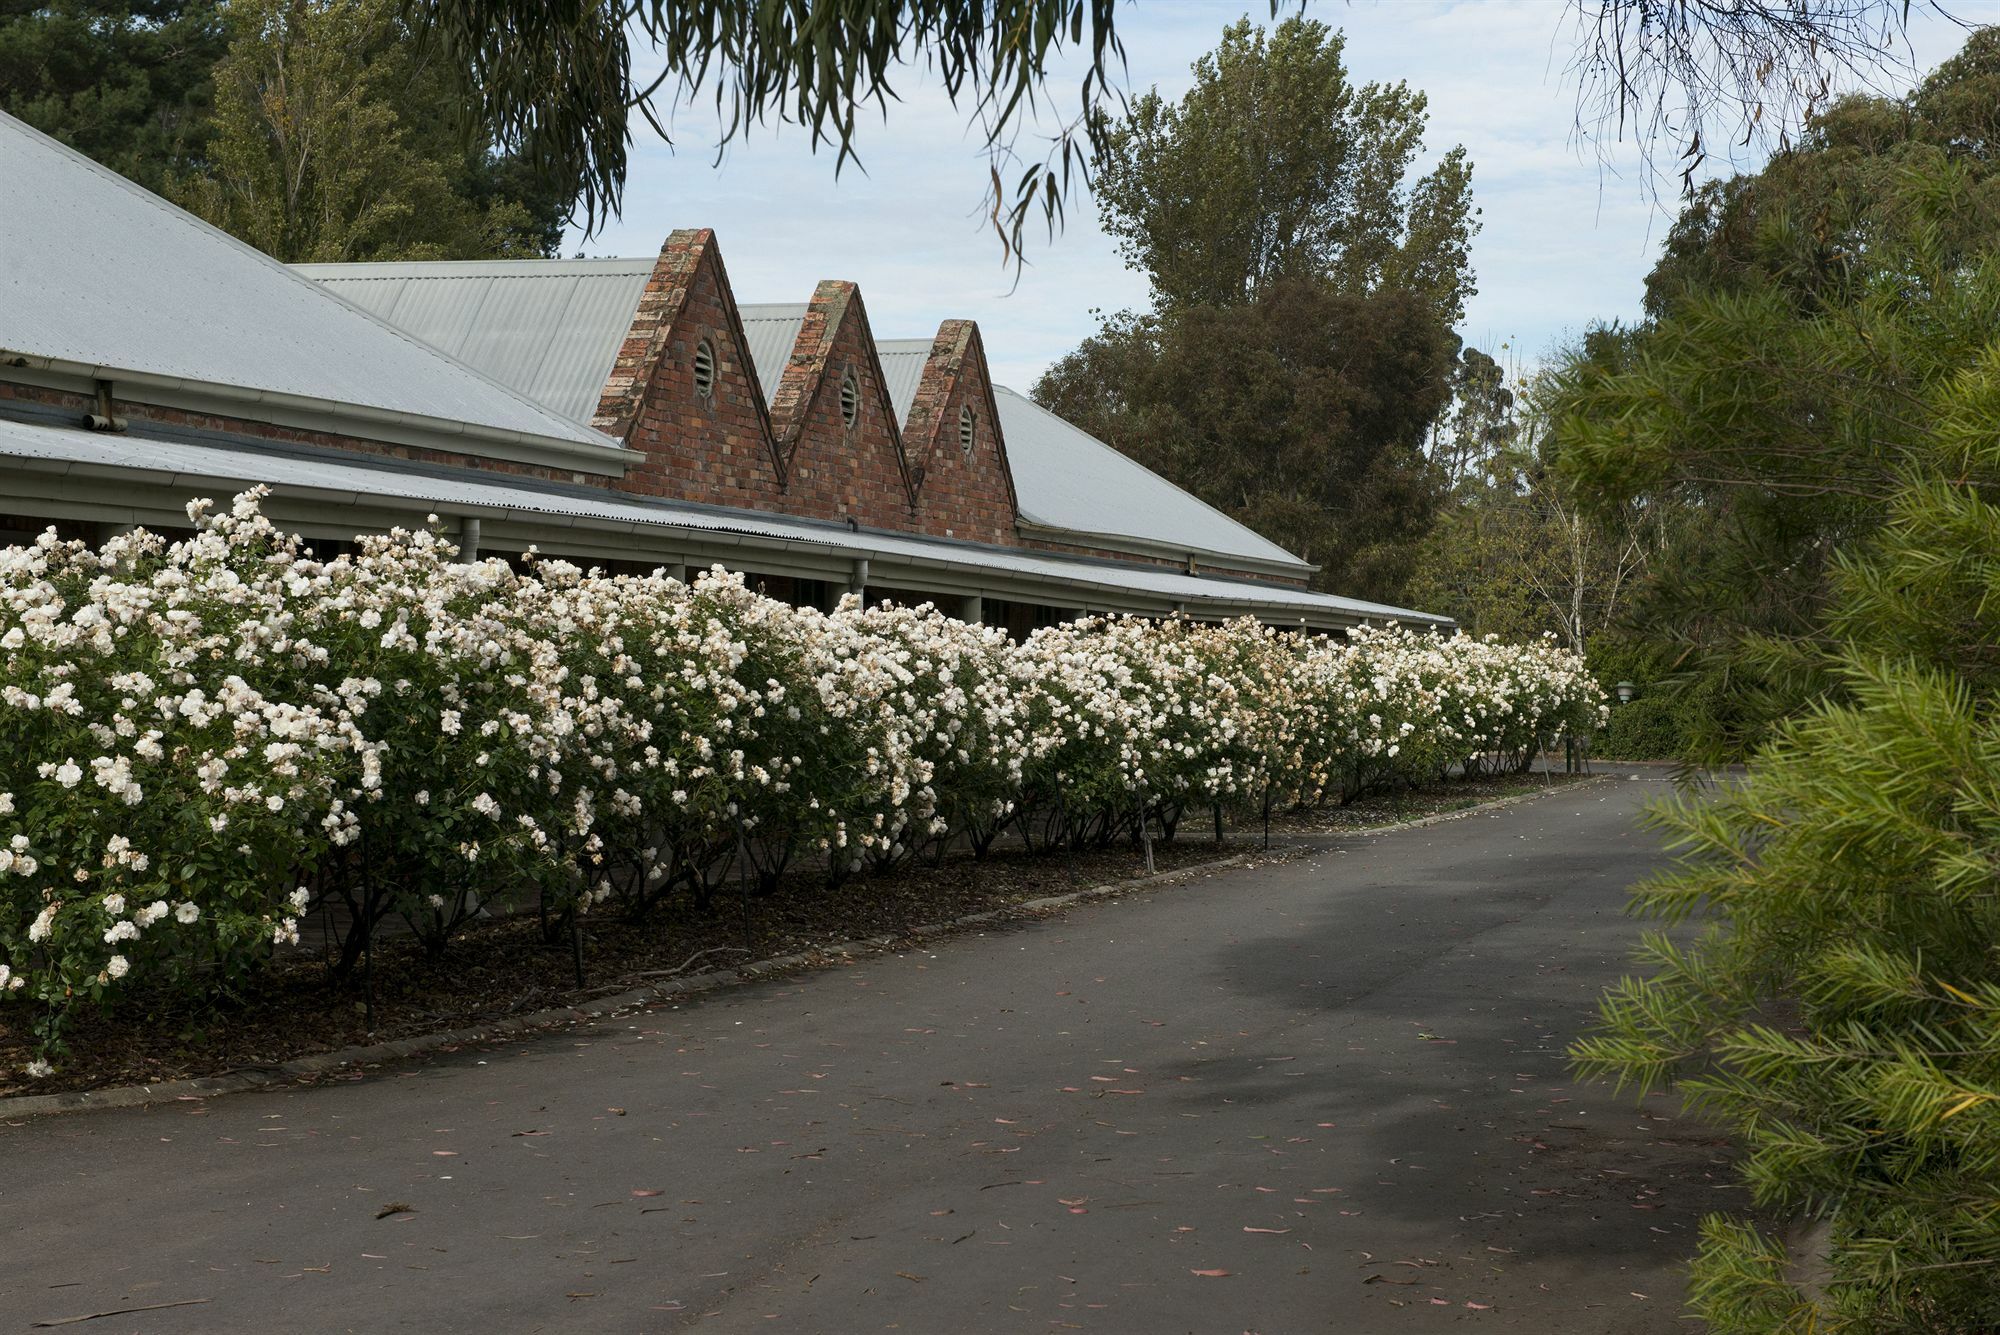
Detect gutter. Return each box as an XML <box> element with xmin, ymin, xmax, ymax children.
<box><xmin>1</xmin><ymin>351</ymin><xmax>630</xmax><ymax>477</ymax></box>
<box><xmin>1013</xmin><ymin>515</ymin><xmax>1318</xmax><ymax>580</ymax></box>
<box><xmin>0</xmin><ymin>415</ymin><xmax>1452</xmax><ymax>628</ymax></box>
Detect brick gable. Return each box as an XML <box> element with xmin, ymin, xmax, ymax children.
<box><xmin>767</xmin><ymin>281</ymin><xmax>918</xmax><ymax>529</ymax></box>
<box><xmin>593</xmin><ymin>229</ymin><xmax>786</xmax><ymax>506</ymax></box>
<box><xmin>902</xmin><ymin>320</ymin><xmax>1018</xmax><ymax>546</ymax></box>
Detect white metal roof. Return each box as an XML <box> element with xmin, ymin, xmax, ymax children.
<box><xmin>738</xmin><ymin>304</ymin><xmax>809</xmax><ymax>402</ymax></box>
<box><xmin>989</xmin><ymin>387</ymin><xmax>1305</xmax><ymax>570</ymax></box>
<box><xmin>293</xmin><ymin>259</ymin><xmax>655</xmax><ymax>424</ymax></box>
<box><xmin>874</xmin><ymin>339</ymin><xmax>934</xmax><ymax>426</ymax></box>
<box><xmin>285</xmin><ymin>268</ymin><xmax>1310</xmax><ymax>575</ymax></box>
<box><xmin>0</xmin><ymin>113</ymin><xmax>618</xmax><ymax>457</ymax></box>
<box><xmin>0</xmin><ymin>414</ymin><xmax>1448</xmax><ymax>626</ymax></box>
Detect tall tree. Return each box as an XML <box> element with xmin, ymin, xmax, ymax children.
<box><xmin>1035</xmin><ymin>17</ymin><xmax>1472</xmax><ymax>603</ymax></box>
<box><xmin>1091</xmin><ymin>17</ymin><xmax>1477</xmax><ymax>320</ymax></box>
<box><xmin>1570</xmin><ymin>215</ymin><xmax>2000</xmax><ymax>1335</ymax></box>
<box><xmin>174</xmin><ymin>0</ymin><xmax>565</xmax><ymax>262</ymax></box>
<box><xmin>1410</xmin><ymin>363</ymin><xmax>1665</xmax><ymax>654</ymax></box>
<box><xmin>1548</xmin><ymin>29</ymin><xmax>2000</xmax><ymax>757</ymax></box>
<box><xmin>1426</xmin><ymin>346</ymin><xmax>1517</xmax><ymax>494</ymax></box>
<box><xmin>1036</xmin><ymin>280</ymin><xmax>1455</xmax><ymax>603</ymax></box>
<box><xmin>1642</xmin><ymin>25</ymin><xmax>2000</xmax><ymax>319</ymax></box>
<box><xmin>0</xmin><ymin>0</ymin><xmax>230</xmax><ymax>193</ymax></box>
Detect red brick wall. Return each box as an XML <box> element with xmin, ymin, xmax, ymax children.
<box><xmin>593</xmin><ymin>229</ymin><xmax>787</xmax><ymax>506</ymax></box>
<box><xmin>583</xmin><ymin>235</ymin><xmax>1030</xmax><ymax>549</ymax></box>
<box><xmin>902</xmin><ymin>321</ymin><xmax>1018</xmax><ymax>547</ymax></box>
<box><xmin>768</xmin><ymin>281</ymin><xmax>918</xmax><ymax>530</ymax></box>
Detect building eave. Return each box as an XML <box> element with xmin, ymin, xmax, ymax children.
<box><xmin>0</xmin><ymin>410</ymin><xmax>1452</xmax><ymax>631</ymax></box>
<box><xmin>0</xmin><ymin>353</ymin><xmax>630</xmax><ymax>478</ymax></box>
<box><xmin>1012</xmin><ymin>515</ymin><xmax>1318</xmax><ymax>580</ymax></box>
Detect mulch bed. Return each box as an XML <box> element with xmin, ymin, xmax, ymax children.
<box><xmin>0</xmin><ymin>773</ymin><xmax>1590</xmax><ymax>1099</ymax></box>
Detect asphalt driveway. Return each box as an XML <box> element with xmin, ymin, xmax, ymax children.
<box><xmin>1</xmin><ymin>775</ymin><xmax>1729</xmax><ymax>1333</ymax></box>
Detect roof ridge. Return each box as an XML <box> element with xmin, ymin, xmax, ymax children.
<box><xmin>299</xmin><ymin>257</ymin><xmax>658</xmax><ymax>277</ymax></box>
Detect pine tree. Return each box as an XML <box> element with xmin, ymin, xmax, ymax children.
<box><xmin>1571</xmin><ymin>211</ymin><xmax>2000</xmax><ymax>1332</ymax></box>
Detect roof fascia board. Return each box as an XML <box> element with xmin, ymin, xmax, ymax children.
<box><xmin>1012</xmin><ymin>515</ymin><xmax>1317</xmax><ymax>578</ymax></box>
<box><xmin>3</xmin><ymin>356</ymin><xmax>629</xmax><ymax>477</ymax></box>
<box><xmin>0</xmin><ymin>460</ymin><xmax>1421</xmax><ymax>629</ymax></box>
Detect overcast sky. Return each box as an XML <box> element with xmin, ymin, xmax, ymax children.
<box><xmin>566</xmin><ymin>2</ymin><xmax>1975</xmax><ymax>392</ymax></box>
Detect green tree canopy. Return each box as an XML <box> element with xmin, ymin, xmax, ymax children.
<box><xmin>1409</xmin><ymin>360</ymin><xmax>1667</xmax><ymax>657</ymax></box>
<box><xmin>173</xmin><ymin>0</ymin><xmax>570</xmax><ymax>262</ymax></box>
<box><xmin>1034</xmin><ymin>17</ymin><xmax>1477</xmax><ymax>605</ymax></box>
<box><xmin>1546</xmin><ymin>29</ymin><xmax>2000</xmax><ymax>757</ymax></box>
<box><xmin>1091</xmin><ymin>16</ymin><xmax>1477</xmax><ymax>321</ymax></box>
<box><xmin>1427</xmin><ymin>346</ymin><xmax>1518</xmax><ymax>494</ymax></box>
<box><xmin>1035</xmin><ymin>279</ymin><xmax>1455</xmax><ymax>603</ymax></box>
<box><xmin>0</xmin><ymin>0</ymin><xmax>230</xmax><ymax>193</ymax></box>
<box><xmin>1643</xmin><ymin>26</ymin><xmax>2000</xmax><ymax>319</ymax></box>
<box><xmin>1568</xmin><ymin>39</ymin><xmax>2000</xmax><ymax>1319</ymax></box>
<box><xmin>1571</xmin><ymin>270</ymin><xmax>2000</xmax><ymax>1335</ymax></box>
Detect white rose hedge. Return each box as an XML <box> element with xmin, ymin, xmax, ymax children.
<box><xmin>0</xmin><ymin>492</ymin><xmax>1605</xmax><ymax>1068</ymax></box>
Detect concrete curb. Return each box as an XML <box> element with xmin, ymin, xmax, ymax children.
<box><xmin>1</xmin><ymin>776</ymin><xmax>1607</xmax><ymax>1121</ymax></box>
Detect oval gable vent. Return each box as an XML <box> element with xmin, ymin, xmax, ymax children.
<box><xmin>692</xmin><ymin>339</ymin><xmax>717</xmax><ymax>399</ymax></box>
<box><xmin>841</xmin><ymin>368</ymin><xmax>860</xmax><ymax>429</ymax></box>
<box><xmin>958</xmin><ymin>404</ymin><xmax>976</xmax><ymax>455</ymax></box>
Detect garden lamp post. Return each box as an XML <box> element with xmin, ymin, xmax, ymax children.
<box><xmin>1615</xmin><ymin>680</ymin><xmax>1637</xmax><ymax>704</ymax></box>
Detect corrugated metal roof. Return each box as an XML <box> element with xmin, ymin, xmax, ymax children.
<box><xmin>990</xmin><ymin>387</ymin><xmax>1306</xmax><ymax>569</ymax></box>
<box><xmin>0</xmin><ymin>113</ymin><xmax>616</xmax><ymax>453</ymax></box>
<box><xmin>876</xmin><ymin>339</ymin><xmax>932</xmax><ymax>424</ymax></box>
<box><xmin>292</xmin><ymin>259</ymin><xmax>656</xmax><ymax>424</ymax></box>
<box><xmin>737</xmin><ymin>303</ymin><xmax>808</xmax><ymax>402</ymax></box>
<box><xmin>286</xmin><ymin>275</ymin><xmax>1309</xmax><ymax>574</ymax></box>
<box><xmin>0</xmin><ymin>414</ymin><xmax>1448</xmax><ymax>626</ymax></box>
